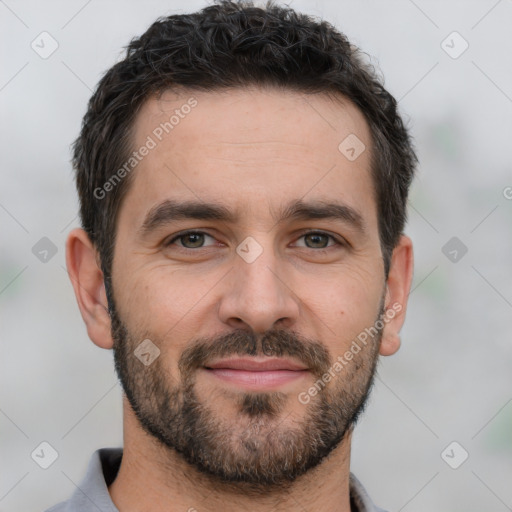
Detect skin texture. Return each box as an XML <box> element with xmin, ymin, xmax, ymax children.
<box><xmin>66</xmin><ymin>87</ymin><xmax>414</xmax><ymax>512</ymax></box>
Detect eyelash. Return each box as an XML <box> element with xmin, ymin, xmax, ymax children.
<box><xmin>164</xmin><ymin>230</ymin><xmax>345</xmax><ymax>252</ymax></box>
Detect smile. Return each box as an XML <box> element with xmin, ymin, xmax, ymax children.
<box><xmin>202</xmin><ymin>357</ymin><xmax>310</xmax><ymax>390</ymax></box>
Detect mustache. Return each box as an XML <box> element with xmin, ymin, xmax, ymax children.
<box><xmin>178</xmin><ymin>328</ymin><xmax>332</xmax><ymax>378</ymax></box>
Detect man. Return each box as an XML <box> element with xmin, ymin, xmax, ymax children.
<box><xmin>50</xmin><ymin>1</ymin><xmax>416</xmax><ymax>510</ymax></box>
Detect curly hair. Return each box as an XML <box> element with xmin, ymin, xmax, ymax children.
<box><xmin>72</xmin><ymin>0</ymin><xmax>417</xmax><ymax>291</ymax></box>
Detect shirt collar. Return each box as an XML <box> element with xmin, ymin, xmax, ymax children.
<box><xmin>50</xmin><ymin>448</ymin><xmax>386</xmax><ymax>512</ymax></box>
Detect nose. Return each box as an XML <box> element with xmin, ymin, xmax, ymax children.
<box><xmin>217</xmin><ymin>239</ymin><xmax>300</xmax><ymax>334</ymax></box>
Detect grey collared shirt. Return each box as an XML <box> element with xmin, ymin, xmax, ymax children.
<box><xmin>45</xmin><ymin>448</ymin><xmax>388</xmax><ymax>512</ymax></box>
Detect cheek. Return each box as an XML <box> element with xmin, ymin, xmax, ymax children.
<box><xmin>118</xmin><ymin>268</ymin><xmax>214</xmax><ymax>350</ymax></box>
<box><xmin>320</xmin><ymin>272</ymin><xmax>380</xmax><ymax>312</ymax></box>
<box><xmin>312</xmin><ymin>281</ymin><xmax>382</xmax><ymax>350</ymax></box>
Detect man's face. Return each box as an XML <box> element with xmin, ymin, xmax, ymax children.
<box><xmin>109</xmin><ymin>87</ymin><xmax>386</xmax><ymax>487</ymax></box>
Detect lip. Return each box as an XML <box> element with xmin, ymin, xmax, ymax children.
<box><xmin>203</xmin><ymin>358</ymin><xmax>309</xmax><ymax>390</ymax></box>
<box><xmin>205</xmin><ymin>357</ymin><xmax>308</xmax><ymax>372</ymax></box>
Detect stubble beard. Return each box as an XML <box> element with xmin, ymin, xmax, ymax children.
<box><xmin>110</xmin><ymin>297</ymin><xmax>382</xmax><ymax>492</ymax></box>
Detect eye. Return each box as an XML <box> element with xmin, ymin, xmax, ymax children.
<box><xmin>164</xmin><ymin>230</ymin><xmax>344</xmax><ymax>252</ymax></box>
<box><xmin>165</xmin><ymin>230</ymin><xmax>217</xmax><ymax>249</ymax></box>
<box><xmin>294</xmin><ymin>231</ymin><xmax>342</xmax><ymax>250</ymax></box>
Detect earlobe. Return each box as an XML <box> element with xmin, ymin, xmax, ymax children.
<box><xmin>65</xmin><ymin>228</ymin><xmax>114</xmax><ymax>349</ymax></box>
<box><xmin>379</xmin><ymin>330</ymin><xmax>401</xmax><ymax>357</ymax></box>
<box><xmin>379</xmin><ymin>235</ymin><xmax>414</xmax><ymax>357</ymax></box>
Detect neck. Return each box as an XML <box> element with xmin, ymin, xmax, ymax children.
<box><xmin>109</xmin><ymin>398</ymin><xmax>354</xmax><ymax>512</ymax></box>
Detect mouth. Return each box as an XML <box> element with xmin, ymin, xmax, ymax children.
<box><xmin>202</xmin><ymin>357</ymin><xmax>309</xmax><ymax>390</ymax></box>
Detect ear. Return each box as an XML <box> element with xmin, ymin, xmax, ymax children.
<box><xmin>65</xmin><ymin>228</ymin><xmax>113</xmax><ymax>349</ymax></box>
<box><xmin>379</xmin><ymin>235</ymin><xmax>414</xmax><ymax>356</ymax></box>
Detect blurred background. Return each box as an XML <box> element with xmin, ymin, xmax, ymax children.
<box><xmin>1</xmin><ymin>0</ymin><xmax>511</xmax><ymax>510</ymax></box>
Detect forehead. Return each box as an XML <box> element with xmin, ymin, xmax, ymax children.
<box><xmin>121</xmin><ymin>86</ymin><xmax>376</xmax><ymax>230</ymax></box>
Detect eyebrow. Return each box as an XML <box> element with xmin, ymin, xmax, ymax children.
<box><xmin>138</xmin><ymin>198</ymin><xmax>366</xmax><ymax>237</ymax></box>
